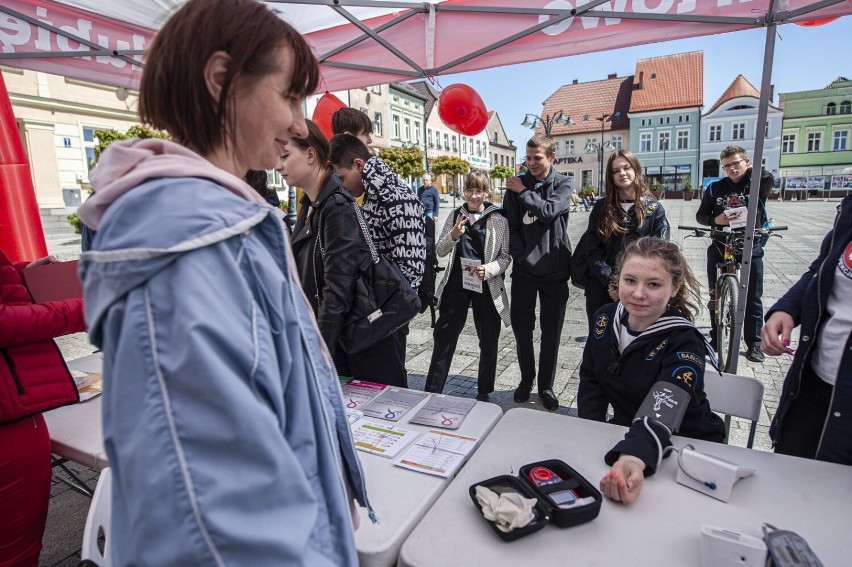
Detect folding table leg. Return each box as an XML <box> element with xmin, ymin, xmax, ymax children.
<box><xmin>52</xmin><ymin>455</ymin><xmax>95</xmax><ymax>498</ymax></box>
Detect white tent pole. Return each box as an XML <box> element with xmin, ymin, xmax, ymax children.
<box><xmin>728</xmin><ymin>0</ymin><xmax>781</xmax><ymax>374</ymax></box>
<box><xmin>425</xmin><ymin>2</ymin><xmax>436</xmax><ymax>70</ymax></box>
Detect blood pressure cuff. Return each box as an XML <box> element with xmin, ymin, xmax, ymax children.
<box><xmin>633</xmin><ymin>382</ymin><xmax>691</xmax><ymax>434</ymax></box>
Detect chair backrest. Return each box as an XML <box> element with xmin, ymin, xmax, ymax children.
<box><xmin>703</xmin><ymin>372</ymin><xmax>764</xmax><ymax>448</ymax></box>
<box><xmin>81</xmin><ymin>467</ymin><xmax>113</xmax><ymax>567</ymax></box>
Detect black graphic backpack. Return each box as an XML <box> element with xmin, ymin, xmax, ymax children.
<box><xmin>418</xmin><ymin>215</ymin><xmax>442</xmax><ymax>326</ymax></box>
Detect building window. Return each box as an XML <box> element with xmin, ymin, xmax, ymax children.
<box><xmin>677</xmin><ymin>130</ymin><xmax>689</xmax><ymax>150</ymax></box>
<box><xmin>581</xmin><ymin>170</ymin><xmax>593</xmax><ymax>187</ymax></box>
<box><xmin>374</xmin><ymin>113</ymin><xmax>383</xmax><ymax>136</ymax></box>
<box><xmin>372</xmin><ymin>85</ymin><xmax>382</xmax><ymax>94</ymax></box>
<box><xmin>82</xmin><ymin>127</ymin><xmax>98</xmax><ymax>172</ymax></box>
<box><xmin>611</xmin><ymin>135</ymin><xmax>623</xmax><ymax>150</ymax></box>
<box><xmin>834</xmin><ymin>130</ymin><xmax>849</xmax><ymax>151</ymax></box>
<box><xmin>640</xmin><ymin>132</ymin><xmax>651</xmax><ymax>152</ymax></box>
<box><xmin>462</xmin><ymin>137</ymin><xmax>467</xmax><ymax>153</ymax></box>
<box><xmin>765</xmin><ymin>122</ymin><xmax>770</xmax><ymax>137</ymax></box>
<box><xmin>392</xmin><ymin>115</ymin><xmax>401</xmax><ymax>138</ymax></box>
<box><xmin>404</xmin><ymin>118</ymin><xmax>411</xmax><ymax>141</ymax></box>
<box><xmin>807</xmin><ymin>132</ymin><xmax>822</xmax><ymax>152</ymax></box>
<box><xmin>659</xmin><ymin>117</ymin><xmax>664</xmax><ymax>125</ymax></box>
<box><xmin>414</xmin><ymin>122</ymin><xmax>421</xmax><ymax>144</ymax></box>
<box><xmin>782</xmin><ymin>133</ymin><xmax>796</xmax><ymax>153</ymax></box>
<box><xmin>709</xmin><ymin>125</ymin><xmax>721</xmax><ymax>142</ymax></box>
<box><xmin>732</xmin><ymin>123</ymin><xmax>745</xmax><ymax>140</ymax></box>
<box><xmin>476</xmin><ymin>140</ymin><xmax>481</xmax><ymax>156</ymax></box>
<box><xmin>427</xmin><ymin>128</ymin><xmax>433</xmax><ymax>147</ymax></box>
<box><xmin>452</xmin><ymin>136</ymin><xmax>457</xmax><ymax>152</ymax></box>
<box><xmin>360</xmin><ymin>107</ymin><xmax>368</xmax><ymax>116</ymax></box>
<box><xmin>443</xmin><ymin>133</ymin><xmax>449</xmax><ymax>150</ymax></box>
<box><xmin>840</xmin><ymin>100</ymin><xmax>851</xmax><ymax>114</ymax></box>
<box><xmin>553</xmin><ymin>140</ymin><xmax>560</xmax><ymax>154</ymax></box>
<box><xmin>493</xmin><ymin>131</ymin><xmax>498</xmax><ymax>143</ymax></box>
<box><xmin>403</xmin><ymin>99</ymin><xmax>409</xmax><ymax>106</ymax></box>
<box><xmin>565</xmin><ymin>140</ymin><xmax>575</xmax><ymax>154</ymax></box>
<box><xmin>658</xmin><ymin>132</ymin><xmax>670</xmax><ymax>151</ymax></box>
<box><xmin>827</xmin><ymin>102</ymin><xmax>837</xmax><ymax>115</ymax></box>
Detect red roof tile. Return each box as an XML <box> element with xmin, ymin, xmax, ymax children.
<box><xmin>537</xmin><ymin>75</ymin><xmax>634</xmax><ymax>136</ymax></box>
<box><xmin>629</xmin><ymin>51</ymin><xmax>703</xmax><ymax>113</ymax></box>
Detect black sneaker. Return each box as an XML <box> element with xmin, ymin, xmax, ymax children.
<box><xmin>513</xmin><ymin>381</ymin><xmax>533</xmax><ymax>403</ymax></box>
<box><xmin>539</xmin><ymin>389</ymin><xmax>559</xmax><ymax>411</ymax></box>
<box><xmin>745</xmin><ymin>345</ymin><xmax>765</xmax><ymax>363</ymax></box>
<box><xmin>475</xmin><ymin>392</ymin><xmax>490</xmax><ymax>402</ymax></box>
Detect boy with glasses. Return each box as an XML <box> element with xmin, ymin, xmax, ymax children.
<box><xmin>696</xmin><ymin>145</ymin><xmax>774</xmax><ymax>362</ymax></box>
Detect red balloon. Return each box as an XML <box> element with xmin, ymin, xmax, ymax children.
<box><xmin>311</xmin><ymin>92</ymin><xmax>346</xmax><ymax>139</ymax></box>
<box><xmin>438</xmin><ymin>84</ymin><xmax>488</xmax><ymax>136</ymax></box>
<box><xmin>794</xmin><ymin>16</ymin><xmax>838</xmax><ymax>26</ymax></box>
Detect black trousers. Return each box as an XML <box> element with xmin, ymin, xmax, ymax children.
<box><xmin>333</xmin><ymin>326</ymin><xmax>408</xmax><ymax>387</ymax></box>
<box><xmin>584</xmin><ymin>281</ymin><xmax>612</xmax><ymax>336</ymax></box>
<box><xmin>706</xmin><ymin>242</ymin><xmax>764</xmax><ymax>348</ymax></box>
<box><xmin>774</xmin><ymin>364</ymin><xmax>832</xmax><ymax>460</ymax></box>
<box><xmin>510</xmin><ymin>273</ymin><xmax>570</xmax><ymax>391</ymax></box>
<box><xmin>424</xmin><ymin>287</ymin><xmax>502</xmax><ymax>395</ymax></box>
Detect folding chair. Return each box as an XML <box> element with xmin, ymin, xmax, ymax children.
<box><xmin>80</xmin><ymin>467</ymin><xmax>113</xmax><ymax>567</ymax></box>
<box><xmin>702</xmin><ymin>372</ymin><xmax>764</xmax><ymax>448</ymax></box>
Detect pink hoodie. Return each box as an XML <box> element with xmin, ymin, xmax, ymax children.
<box><xmin>78</xmin><ymin>138</ymin><xmax>269</xmax><ymax>230</ymax></box>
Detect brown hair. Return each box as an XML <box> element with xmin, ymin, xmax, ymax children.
<box><xmin>464</xmin><ymin>170</ymin><xmax>492</xmax><ymax>197</ymax></box>
<box><xmin>139</xmin><ymin>0</ymin><xmax>318</xmax><ymax>157</ymax></box>
<box><xmin>597</xmin><ymin>149</ymin><xmax>653</xmax><ymax>242</ymax></box>
<box><xmin>331</xmin><ymin>108</ymin><xmax>373</xmax><ymax>136</ymax></box>
<box><xmin>329</xmin><ymin>133</ymin><xmax>371</xmax><ymax>168</ymax></box>
<box><xmin>289</xmin><ymin>119</ymin><xmax>333</xmax><ymax>186</ymax></box>
<box><xmin>720</xmin><ymin>145</ymin><xmax>748</xmax><ymax>161</ymax></box>
<box><xmin>614</xmin><ymin>237</ymin><xmax>701</xmax><ymax>321</ymax></box>
<box><xmin>527</xmin><ymin>134</ymin><xmax>555</xmax><ymax>156</ymax></box>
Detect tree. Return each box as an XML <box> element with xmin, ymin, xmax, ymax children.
<box><xmin>431</xmin><ymin>156</ymin><xmax>470</xmax><ymax>194</ymax></box>
<box><xmin>377</xmin><ymin>145</ymin><xmax>425</xmax><ymax>179</ymax></box>
<box><xmin>490</xmin><ymin>164</ymin><xmax>514</xmax><ymax>185</ymax></box>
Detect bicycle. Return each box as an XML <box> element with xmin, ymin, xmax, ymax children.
<box><xmin>679</xmin><ymin>224</ymin><xmax>788</xmax><ymax>371</ymax></box>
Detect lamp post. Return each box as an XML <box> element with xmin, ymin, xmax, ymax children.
<box><xmin>521</xmin><ymin>110</ymin><xmax>574</xmax><ymax>138</ymax></box>
<box><xmin>585</xmin><ymin>114</ymin><xmax>612</xmax><ymax>196</ymax></box>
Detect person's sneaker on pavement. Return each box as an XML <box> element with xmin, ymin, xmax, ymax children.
<box><xmin>475</xmin><ymin>392</ymin><xmax>490</xmax><ymax>402</ymax></box>
<box><xmin>540</xmin><ymin>389</ymin><xmax>559</xmax><ymax>411</ymax></box>
<box><xmin>745</xmin><ymin>345</ymin><xmax>765</xmax><ymax>363</ymax></box>
<box><xmin>513</xmin><ymin>381</ymin><xmax>533</xmax><ymax>403</ymax></box>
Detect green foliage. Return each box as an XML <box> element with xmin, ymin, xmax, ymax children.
<box><xmin>430</xmin><ymin>156</ymin><xmax>470</xmax><ymax>177</ymax></box>
<box><xmin>489</xmin><ymin>164</ymin><xmax>514</xmax><ymax>181</ymax></box>
<box><xmin>683</xmin><ymin>180</ymin><xmax>694</xmax><ymax>192</ymax></box>
<box><xmin>94</xmin><ymin>125</ymin><xmax>169</xmax><ymax>161</ymax></box>
<box><xmin>579</xmin><ymin>185</ymin><xmax>595</xmax><ymax>197</ymax></box>
<box><xmin>651</xmin><ymin>181</ymin><xmax>664</xmax><ymax>194</ymax></box>
<box><xmin>67</xmin><ymin>212</ymin><xmax>81</xmax><ymax>234</ymax></box>
<box><xmin>378</xmin><ymin>145</ymin><xmax>424</xmax><ymax>178</ymax></box>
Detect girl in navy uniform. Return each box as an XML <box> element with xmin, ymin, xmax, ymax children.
<box><xmin>578</xmin><ymin>237</ymin><xmax>725</xmax><ymax>504</ymax></box>
<box><xmin>424</xmin><ymin>171</ymin><xmax>511</xmax><ymax>400</ymax></box>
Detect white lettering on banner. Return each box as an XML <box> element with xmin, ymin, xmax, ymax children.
<box><xmin>0</xmin><ymin>1</ymin><xmax>148</xmax><ymax>68</ymax></box>
<box><xmin>538</xmin><ymin>0</ymin><xmax>747</xmax><ymax>36</ymax></box>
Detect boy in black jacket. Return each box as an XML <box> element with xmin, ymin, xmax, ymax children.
<box><xmin>504</xmin><ymin>135</ymin><xmax>573</xmax><ymax>410</ymax></box>
<box><xmin>696</xmin><ymin>145</ymin><xmax>773</xmax><ymax>362</ymax></box>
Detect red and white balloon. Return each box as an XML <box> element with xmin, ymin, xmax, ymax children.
<box><xmin>438</xmin><ymin>84</ymin><xmax>488</xmax><ymax>136</ymax></box>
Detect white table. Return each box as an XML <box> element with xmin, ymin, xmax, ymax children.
<box><xmin>44</xmin><ymin>354</ymin><xmax>504</xmax><ymax>567</ymax></box>
<box><xmin>355</xmin><ymin>397</ymin><xmax>502</xmax><ymax>567</ymax></box>
<box><xmin>399</xmin><ymin>408</ymin><xmax>852</xmax><ymax>566</ymax></box>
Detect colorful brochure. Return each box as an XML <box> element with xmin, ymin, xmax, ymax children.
<box><xmin>408</xmin><ymin>394</ymin><xmax>477</xmax><ymax>430</ymax></box>
<box><xmin>341</xmin><ymin>379</ymin><xmax>387</xmax><ymax>411</ymax></box>
<box><xmin>361</xmin><ymin>387</ymin><xmax>428</xmax><ymax>422</ymax></box>
<box><xmin>394</xmin><ymin>429</ymin><xmax>479</xmax><ymax>477</ymax></box>
<box><xmin>351</xmin><ymin>422</ymin><xmax>420</xmax><ymax>459</ymax></box>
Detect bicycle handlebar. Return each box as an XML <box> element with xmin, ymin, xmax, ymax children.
<box><xmin>677</xmin><ymin>224</ymin><xmax>788</xmax><ymax>234</ymax></box>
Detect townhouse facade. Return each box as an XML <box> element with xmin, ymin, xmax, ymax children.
<box><xmin>701</xmin><ymin>74</ymin><xmax>783</xmax><ymax>182</ymax></box>
<box><xmin>485</xmin><ymin>111</ymin><xmax>517</xmax><ymax>194</ymax></box>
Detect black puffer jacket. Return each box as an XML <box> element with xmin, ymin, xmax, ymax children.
<box><xmin>291</xmin><ymin>175</ymin><xmax>367</xmax><ymax>357</ymax></box>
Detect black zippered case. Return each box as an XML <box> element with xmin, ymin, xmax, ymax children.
<box><xmin>468</xmin><ymin>459</ymin><xmax>602</xmax><ymax>542</ymax></box>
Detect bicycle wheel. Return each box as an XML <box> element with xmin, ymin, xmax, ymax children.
<box><xmin>716</xmin><ymin>274</ymin><xmax>739</xmax><ymax>372</ymax></box>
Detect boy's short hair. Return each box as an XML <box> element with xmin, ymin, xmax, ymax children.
<box><xmin>329</xmin><ymin>133</ymin><xmax>372</xmax><ymax>167</ymax></box>
<box><xmin>720</xmin><ymin>145</ymin><xmax>748</xmax><ymax>160</ymax></box>
<box><xmin>331</xmin><ymin>108</ymin><xmax>373</xmax><ymax>136</ymax></box>
<box><xmin>527</xmin><ymin>134</ymin><xmax>555</xmax><ymax>156</ymax></box>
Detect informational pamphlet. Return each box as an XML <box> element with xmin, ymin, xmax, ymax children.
<box><xmin>361</xmin><ymin>387</ymin><xmax>428</xmax><ymax>422</ymax></box>
<box><xmin>408</xmin><ymin>394</ymin><xmax>477</xmax><ymax>430</ymax></box>
<box><xmin>351</xmin><ymin>422</ymin><xmax>420</xmax><ymax>459</ymax></box>
<box><xmin>394</xmin><ymin>429</ymin><xmax>479</xmax><ymax>477</ymax></box>
<box><xmin>460</xmin><ymin>258</ymin><xmax>482</xmax><ymax>293</ymax></box>
<box><xmin>70</xmin><ymin>370</ymin><xmax>102</xmax><ymax>402</ymax></box>
<box><xmin>341</xmin><ymin>379</ymin><xmax>387</xmax><ymax>411</ymax></box>
<box><xmin>724</xmin><ymin>206</ymin><xmax>748</xmax><ymax>229</ymax></box>
<box><xmin>345</xmin><ymin>409</ymin><xmax>364</xmax><ymax>426</ymax></box>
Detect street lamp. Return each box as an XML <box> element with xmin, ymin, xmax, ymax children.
<box><xmin>584</xmin><ymin>114</ymin><xmax>613</xmax><ymax>196</ymax></box>
<box><xmin>521</xmin><ymin>110</ymin><xmax>574</xmax><ymax>137</ymax></box>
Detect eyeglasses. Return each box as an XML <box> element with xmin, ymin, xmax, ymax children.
<box><xmin>463</xmin><ymin>188</ymin><xmax>486</xmax><ymax>196</ymax></box>
<box><xmin>721</xmin><ymin>159</ymin><xmax>747</xmax><ymax>171</ymax></box>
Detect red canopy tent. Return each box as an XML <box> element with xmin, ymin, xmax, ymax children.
<box><xmin>1</xmin><ymin>0</ymin><xmax>850</xmax><ymax>370</ymax></box>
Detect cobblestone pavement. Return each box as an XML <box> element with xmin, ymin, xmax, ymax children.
<box><xmin>40</xmin><ymin>196</ymin><xmax>839</xmax><ymax>565</ymax></box>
